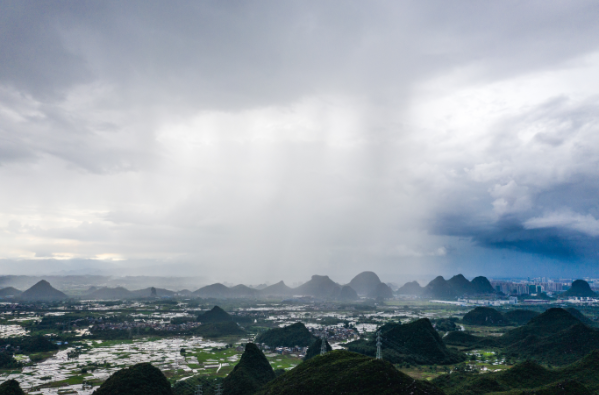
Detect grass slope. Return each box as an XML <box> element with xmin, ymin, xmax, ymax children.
<box><xmin>256</xmin><ymin>350</ymin><xmax>445</xmax><ymax>395</ymax></box>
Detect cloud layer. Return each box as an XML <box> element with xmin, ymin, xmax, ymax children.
<box><xmin>1</xmin><ymin>1</ymin><xmax>599</xmax><ymax>282</ymax></box>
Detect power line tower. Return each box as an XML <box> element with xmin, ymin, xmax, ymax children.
<box><xmin>376</xmin><ymin>331</ymin><xmax>382</xmax><ymax>360</ymax></box>
<box><xmin>194</xmin><ymin>384</ymin><xmax>202</xmax><ymax>395</ymax></box>
<box><xmin>215</xmin><ymin>383</ymin><xmax>223</xmax><ymax>395</ymax></box>
<box><xmin>320</xmin><ymin>333</ymin><xmax>327</xmax><ymax>356</ymax></box>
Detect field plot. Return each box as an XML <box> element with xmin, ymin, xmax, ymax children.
<box><xmin>0</xmin><ymin>336</ymin><xmax>303</xmax><ymax>394</ymax></box>
<box><xmin>0</xmin><ymin>324</ymin><xmax>28</xmax><ymax>337</ymax></box>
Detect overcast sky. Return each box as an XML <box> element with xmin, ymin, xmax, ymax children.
<box><xmin>1</xmin><ymin>1</ymin><xmax>599</xmax><ymax>285</ymax></box>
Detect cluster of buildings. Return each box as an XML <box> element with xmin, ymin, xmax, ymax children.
<box><xmin>254</xmin><ymin>343</ymin><xmax>308</xmax><ymax>358</ymax></box>
<box><xmin>91</xmin><ymin>320</ymin><xmax>201</xmax><ymax>332</ymax></box>
<box><xmin>558</xmin><ymin>296</ymin><xmax>599</xmax><ymax>305</ymax></box>
<box><xmin>308</xmin><ymin>326</ymin><xmax>359</xmax><ymax>342</ymax></box>
<box><xmin>490</xmin><ymin>279</ymin><xmax>586</xmax><ymax>296</ymax></box>
<box><xmin>457</xmin><ymin>297</ymin><xmax>518</xmax><ymax>306</ymax></box>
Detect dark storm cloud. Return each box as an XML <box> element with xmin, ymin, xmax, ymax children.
<box><xmin>430</xmin><ymin>95</ymin><xmax>599</xmax><ymax>264</ymax></box>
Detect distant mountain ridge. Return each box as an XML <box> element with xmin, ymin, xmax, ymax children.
<box><xmin>347</xmin><ymin>272</ymin><xmax>393</xmax><ymax>299</ymax></box>
<box><xmin>86</xmin><ymin>286</ymin><xmax>175</xmax><ymax>300</ymax></box>
<box><xmin>260</xmin><ymin>281</ymin><xmax>293</xmax><ymax>297</ymax></box>
<box><xmin>87</xmin><ymin>286</ymin><xmax>134</xmax><ymax>300</ymax></box>
<box><xmin>0</xmin><ymin>287</ymin><xmax>22</xmax><ymax>298</ymax></box>
<box><xmin>397</xmin><ymin>274</ymin><xmax>495</xmax><ymax>298</ymax></box>
<box><xmin>16</xmin><ymin>272</ymin><xmax>499</xmax><ymax>301</ymax></box>
<box><xmin>294</xmin><ymin>275</ymin><xmax>345</xmax><ymax>299</ymax></box>
<box><xmin>19</xmin><ymin>280</ymin><xmax>67</xmax><ymax>301</ymax></box>
<box><xmin>396</xmin><ymin>281</ymin><xmax>423</xmax><ymax>295</ymax></box>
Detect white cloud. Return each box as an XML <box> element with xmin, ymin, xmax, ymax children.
<box><xmin>2</xmin><ymin>1</ymin><xmax>599</xmax><ymax>281</ymax></box>
<box><xmin>524</xmin><ymin>211</ymin><xmax>599</xmax><ymax>237</ymax></box>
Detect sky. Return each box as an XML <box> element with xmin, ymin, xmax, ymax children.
<box><xmin>1</xmin><ymin>1</ymin><xmax>599</xmax><ymax>285</ymax></box>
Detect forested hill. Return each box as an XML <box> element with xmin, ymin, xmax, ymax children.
<box><xmin>256</xmin><ymin>350</ymin><xmax>445</xmax><ymax>395</ymax></box>
<box><xmin>222</xmin><ymin>343</ymin><xmax>275</xmax><ymax>395</ymax></box>
<box><xmin>255</xmin><ymin>322</ymin><xmax>316</xmax><ymax>348</ymax></box>
<box><xmin>347</xmin><ymin>318</ymin><xmax>465</xmax><ymax>365</ymax></box>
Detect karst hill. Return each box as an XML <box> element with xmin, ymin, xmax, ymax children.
<box><xmin>19</xmin><ymin>280</ymin><xmax>67</xmax><ymax>301</ymax></box>
<box><xmin>256</xmin><ymin>350</ymin><xmax>445</xmax><ymax>395</ymax></box>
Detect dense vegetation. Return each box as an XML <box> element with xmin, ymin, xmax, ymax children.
<box><xmin>0</xmin><ymin>335</ymin><xmax>58</xmax><ymax>354</ymax></box>
<box><xmin>566</xmin><ymin>307</ymin><xmax>596</xmax><ymax>326</ymax></box>
<box><xmin>501</xmin><ymin>308</ymin><xmax>582</xmax><ymax>344</ymax></box>
<box><xmin>256</xmin><ymin>350</ymin><xmax>445</xmax><ymax>395</ymax></box>
<box><xmin>0</xmin><ymin>380</ymin><xmax>25</xmax><ymax>395</ymax></box>
<box><xmin>347</xmin><ymin>319</ymin><xmax>465</xmax><ymax>365</ymax></box>
<box><xmin>304</xmin><ymin>338</ymin><xmax>332</xmax><ymax>361</ymax></box>
<box><xmin>433</xmin><ymin>350</ymin><xmax>599</xmax><ymax>395</ymax></box>
<box><xmin>504</xmin><ymin>309</ymin><xmax>540</xmax><ymax>326</ymax></box>
<box><xmin>443</xmin><ymin>331</ymin><xmax>498</xmax><ymax>348</ymax></box>
<box><xmin>222</xmin><ymin>343</ymin><xmax>276</xmax><ymax>395</ymax></box>
<box><xmin>432</xmin><ymin>318</ymin><xmax>458</xmax><ymax>332</ymax></box>
<box><xmin>447</xmin><ymin>308</ymin><xmax>599</xmax><ymax>366</ymax></box>
<box><xmin>255</xmin><ymin>322</ymin><xmax>316</xmax><ymax>348</ymax></box>
<box><xmin>0</xmin><ymin>353</ymin><xmax>20</xmax><ymax>369</ymax></box>
<box><xmin>463</xmin><ymin>307</ymin><xmax>511</xmax><ymax>326</ymax></box>
<box><xmin>505</xmin><ymin>322</ymin><xmax>599</xmax><ymax>366</ymax></box>
<box><xmin>92</xmin><ymin>363</ymin><xmax>172</xmax><ymax>395</ymax></box>
<box><xmin>172</xmin><ymin>376</ymin><xmax>223</xmax><ymax>395</ymax></box>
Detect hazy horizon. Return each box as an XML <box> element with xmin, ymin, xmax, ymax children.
<box><xmin>2</xmin><ymin>1</ymin><xmax>599</xmax><ymax>283</ymax></box>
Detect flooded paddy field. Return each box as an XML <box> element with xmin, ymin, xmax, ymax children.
<box><xmin>1</xmin><ymin>336</ymin><xmax>302</xmax><ymax>394</ymax></box>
